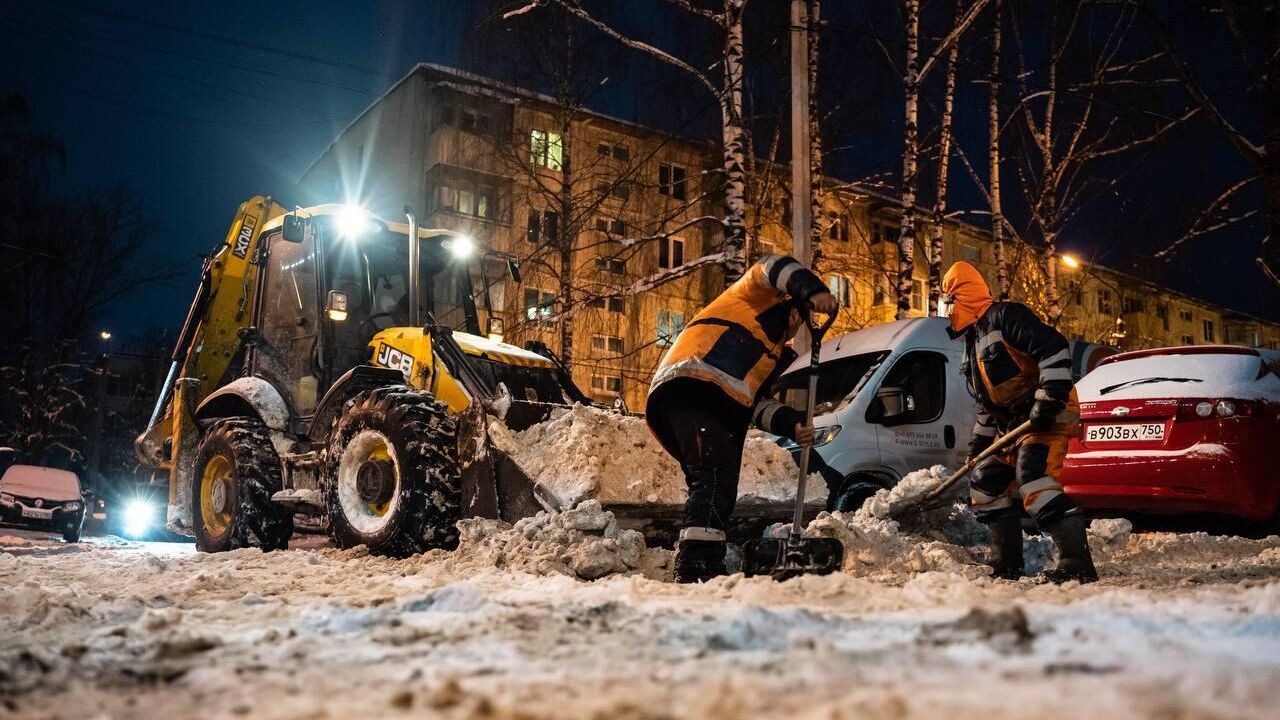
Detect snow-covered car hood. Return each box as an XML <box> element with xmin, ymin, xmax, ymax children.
<box><xmin>0</xmin><ymin>465</ymin><xmax>82</xmax><ymax>502</ymax></box>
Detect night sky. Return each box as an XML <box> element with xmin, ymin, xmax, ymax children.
<box><xmin>3</xmin><ymin>0</ymin><xmax>1276</xmax><ymax>344</ymax></box>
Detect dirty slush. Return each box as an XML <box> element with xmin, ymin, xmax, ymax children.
<box><xmin>4</xmin><ymin>406</ymin><xmax>1280</xmax><ymax>719</ymax></box>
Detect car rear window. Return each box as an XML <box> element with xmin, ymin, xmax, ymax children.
<box><xmin>1077</xmin><ymin>353</ymin><xmax>1278</xmax><ymax>401</ymax></box>
<box><xmin>0</xmin><ymin>465</ymin><xmax>82</xmax><ymax>500</ymax></box>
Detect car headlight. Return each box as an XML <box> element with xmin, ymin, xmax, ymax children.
<box><xmin>812</xmin><ymin>425</ymin><xmax>842</xmax><ymax>447</ymax></box>
<box><xmin>62</xmin><ymin>501</ymin><xmax>82</xmax><ymax>511</ymax></box>
<box><xmin>123</xmin><ymin>500</ymin><xmax>156</xmax><ymax>537</ymax></box>
<box><xmin>0</xmin><ymin>492</ymin><xmax>14</xmax><ymax>505</ymax></box>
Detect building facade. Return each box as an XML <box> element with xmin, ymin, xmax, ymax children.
<box><xmin>300</xmin><ymin>64</ymin><xmax>1280</xmax><ymax>411</ymax></box>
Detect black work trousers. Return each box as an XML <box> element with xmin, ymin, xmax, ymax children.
<box><xmin>648</xmin><ymin>379</ymin><xmax>751</xmax><ymax>532</ymax></box>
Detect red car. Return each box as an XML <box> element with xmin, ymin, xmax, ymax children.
<box><xmin>1063</xmin><ymin>345</ymin><xmax>1280</xmax><ymax>528</ymax></box>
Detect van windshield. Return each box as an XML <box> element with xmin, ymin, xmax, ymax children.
<box><xmin>777</xmin><ymin>350</ymin><xmax>889</xmax><ymax>411</ymax></box>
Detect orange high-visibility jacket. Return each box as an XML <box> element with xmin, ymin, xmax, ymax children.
<box><xmin>649</xmin><ymin>255</ymin><xmax>827</xmax><ymax>409</ymax></box>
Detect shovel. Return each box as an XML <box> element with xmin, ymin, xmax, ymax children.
<box><xmin>743</xmin><ymin>310</ymin><xmax>845</xmax><ymax>581</ymax></box>
<box><xmin>887</xmin><ymin>419</ymin><xmax>1033</xmax><ymax>522</ymax></box>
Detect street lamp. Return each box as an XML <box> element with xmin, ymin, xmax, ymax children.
<box><xmin>1060</xmin><ymin>254</ymin><xmax>1081</xmax><ymax>270</ymax></box>
<box><xmin>99</xmin><ymin>330</ymin><xmax>112</xmax><ymax>341</ymax></box>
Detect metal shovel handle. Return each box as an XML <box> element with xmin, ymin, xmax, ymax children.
<box><xmin>789</xmin><ymin>309</ymin><xmax>838</xmax><ymax>536</ymax></box>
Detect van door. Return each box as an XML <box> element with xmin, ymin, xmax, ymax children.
<box><xmin>867</xmin><ymin>350</ymin><xmax>956</xmax><ymax>474</ymax></box>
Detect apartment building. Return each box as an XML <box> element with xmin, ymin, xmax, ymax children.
<box><xmin>300</xmin><ymin>64</ymin><xmax>1280</xmax><ymax>411</ymax></box>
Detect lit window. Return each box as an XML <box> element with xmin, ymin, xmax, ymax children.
<box><xmin>523</xmin><ymin>288</ymin><xmax>556</xmax><ymax>321</ymax></box>
<box><xmin>657</xmin><ymin>310</ymin><xmax>686</xmax><ymax>347</ymax></box>
<box><xmin>530</xmin><ymin>129</ymin><xmax>563</xmax><ymax>171</ymax></box>
<box><xmin>826</xmin><ymin>275</ymin><xmax>851</xmax><ymax>307</ymax></box>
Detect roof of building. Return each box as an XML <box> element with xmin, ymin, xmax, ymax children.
<box><xmin>302</xmin><ymin>64</ymin><xmax>1278</xmax><ymax>329</ymax></box>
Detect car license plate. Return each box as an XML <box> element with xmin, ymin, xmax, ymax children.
<box><xmin>21</xmin><ymin>507</ymin><xmax>53</xmax><ymax>520</ymax></box>
<box><xmin>1085</xmin><ymin>422</ymin><xmax>1166</xmax><ymax>443</ymax></box>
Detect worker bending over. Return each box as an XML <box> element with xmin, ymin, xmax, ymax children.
<box><xmin>942</xmin><ymin>261</ymin><xmax>1097</xmax><ymax>583</ymax></box>
<box><xmin>647</xmin><ymin>255</ymin><xmax>839</xmax><ymax>583</ymax></box>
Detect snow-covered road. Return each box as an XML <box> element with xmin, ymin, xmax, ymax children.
<box><xmin>3</xmin><ymin>521</ymin><xmax>1280</xmax><ymax>720</ymax></box>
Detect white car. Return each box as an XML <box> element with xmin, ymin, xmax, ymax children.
<box><xmin>775</xmin><ymin>317</ymin><xmax>1114</xmax><ymax>511</ymax></box>
<box><xmin>0</xmin><ymin>465</ymin><xmax>87</xmax><ymax>542</ymax></box>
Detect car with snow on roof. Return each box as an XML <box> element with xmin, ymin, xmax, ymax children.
<box><xmin>0</xmin><ymin>464</ymin><xmax>87</xmax><ymax>543</ymax></box>
<box><xmin>1062</xmin><ymin>345</ymin><xmax>1280</xmax><ymax>531</ymax></box>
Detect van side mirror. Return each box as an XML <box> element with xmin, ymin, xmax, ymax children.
<box><xmin>282</xmin><ymin>214</ymin><xmax>306</xmax><ymax>243</ymax></box>
<box><xmin>867</xmin><ymin>386</ymin><xmax>915</xmax><ymax>426</ymax></box>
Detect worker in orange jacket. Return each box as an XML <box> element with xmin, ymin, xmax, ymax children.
<box><xmin>942</xmin><ymin>261</ymin><xmax>1097</xmax><ymax>583</ymax></box>
<box><xmin>647</xmin><ymin>255</ymin><xmax>839</xmax><ymax>583</ymax></box>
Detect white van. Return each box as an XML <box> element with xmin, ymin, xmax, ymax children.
<box><xmin>775</xmin><ymin>317</ymin><xmax>1114</xmax><ymax>511</ymax></box>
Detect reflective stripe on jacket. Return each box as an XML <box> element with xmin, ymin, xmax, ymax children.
<box><xmin>963</xmin><ymin>301</ymin><xmax>1074</xmax><ymax>420</ymax></box>
<box><xmin>649</xmin><ymin>255</ymin><xmax>827</xmax><ymax>409</ymax></box>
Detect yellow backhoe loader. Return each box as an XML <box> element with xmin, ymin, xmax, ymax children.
<box><xmin>136</xmin><ymin>197</ymin><xmax>592</xmax><ymax>555</ymax></box>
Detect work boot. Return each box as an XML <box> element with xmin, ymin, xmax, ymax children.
<box><xmin>1040</xmin><ymin>514</ymin><xmax>1099</xmax><ymax>584</ymax></box>
<box><xmin>985</xmin><ymin>516</ymin><xmax>1025</xmax><ymax>580</ymax></box>
<box><xmin>674</xmin><ymin>528</ymin><xmax>727</xmax><ymax>583</ymax></box>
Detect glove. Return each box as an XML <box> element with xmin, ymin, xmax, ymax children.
<box><xmin>1028</xmin><ymin>394</ymin><xmax>1067</xmax><ymax>432</ymax></box>
<box><xmin>966</xmin><ymin>437</ymin><xmax>994</xmax><ymax>464</ymax></box>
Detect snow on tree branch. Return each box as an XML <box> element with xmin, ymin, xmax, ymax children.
<box><xmin>1154</xmin><ymin>177</ymin><xmax>1261</xmax><ymax>259</ymax></box>
<box><xmin>542</xmin><ymin>0</ymin><xmax>719</xmax><ymax>96</ymax></box>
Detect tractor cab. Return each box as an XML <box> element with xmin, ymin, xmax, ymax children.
<box><xmin>249</xmin><ymin>205</ymin><xmax>481</xmax><ymax>418</ymax></box>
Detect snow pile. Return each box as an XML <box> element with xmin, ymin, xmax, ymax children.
<box><xmin>488</xmin><ymin>404</ymin><xmax>825</xmax><ymax>509</ymax></box>
<box><xmin>437</xmin><ymin>500</ymin><xmax>667</xmax><ymax>581</ymax></box>
<box><xmin>806</xmin><ymin>465</ymin><xmax>1065</xmax><ymax>578</ymax></box>
<box><xmin>805</xmin><ymin>465</ymin><xmax>985</xmax><ymax>577</ymax></box>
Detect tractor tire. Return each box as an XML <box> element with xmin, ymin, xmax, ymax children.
<box><xmin>191</xmin><ymin>418</ymin><xmax>294</xmax><ymax>552</ymax></box>
<box><xmin>325</xmin><ymin>386</ymin><xmax>460</xmax><ymax>557</ymax></box>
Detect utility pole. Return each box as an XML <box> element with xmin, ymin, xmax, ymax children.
<box><xmin>790</xmin><ymin>0</ymin><xmax>813</xmax><ymax>265</ymax></box>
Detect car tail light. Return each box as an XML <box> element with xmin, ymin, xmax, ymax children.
<box><xmin>1178</xmin><ymin>398</ymin><xmax>1259</xmax><ymax>419</ymax></box>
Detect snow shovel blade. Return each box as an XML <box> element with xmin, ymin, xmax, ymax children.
<box><xmin>741</xmin><ymin>536</ymin><xmax>844</xmax><ymax>580</ymax></box>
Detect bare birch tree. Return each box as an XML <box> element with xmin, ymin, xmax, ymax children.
<box><xmin>927</xmin><ymin>0</ymin><xmax>964</xmax><ymax>314</ymax></box>
<box><xmin>895</xmin><ymin>0</ymin><xmax>990</xmax><ymax>319</ymax></box>
<box><xmin>988</xmin><ymin>0</ymin><xmax>1009</xmax><ymax>299</ymax></box>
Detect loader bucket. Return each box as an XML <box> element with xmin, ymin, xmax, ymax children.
<box><xmin>455</xmin><ymin>399</ymin><xmax>831</xmax><ymax>547</ymax></box>
<box><xmin>456</xmin><ymin>402</ymin><xmax>555</xmax><ymax>523</ymax></box>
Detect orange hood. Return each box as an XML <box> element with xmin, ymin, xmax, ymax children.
<box><xmin>941</xmin><ymin>261</ymin><xmax>993</xmax><ymax>334</ymax></box>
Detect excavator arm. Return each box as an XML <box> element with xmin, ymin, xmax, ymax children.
<box><xmin>135</xmin><ymin>195</ymin><xmax>285</xmax><ymax>533</ymax></box>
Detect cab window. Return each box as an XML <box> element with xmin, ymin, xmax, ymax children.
<box><xmin>877</xmin><ymin>350</ymin><xmax>947</xmax><ymax>424</ymax></box>
<box><xmin>777</xmin><ymin>351</ymin><xmax>889</xmax><ymax>412</ymax></box>
<box><xmin>256</xmin><ymin>232</ymin><xmax>320</xmax><ymax>413</ymax></box>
